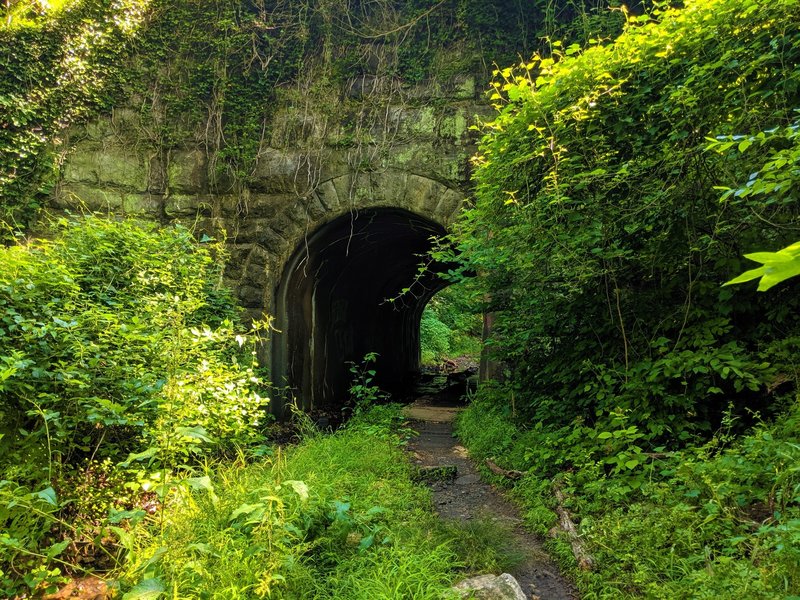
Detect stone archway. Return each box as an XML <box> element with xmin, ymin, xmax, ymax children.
<box><xmin>272</xmin><ymin>206</ymin><xmax>453</xmax><ymax>414</ymax></box>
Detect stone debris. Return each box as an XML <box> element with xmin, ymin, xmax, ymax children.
<box><xmin>453</xmin><ymin>573</ymin><xmax>528</xmax><ymax>600</ymax></box>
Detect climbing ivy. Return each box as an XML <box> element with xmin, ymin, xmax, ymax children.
<box><xmin>1</xmin><ymin>0</ymin><xmax>631</xmax><ymax>235</ymax></box>
<box><xmin>0</xmin><ymin>0</ymin><xmax>148</xmax><ymax>239</ymax></box>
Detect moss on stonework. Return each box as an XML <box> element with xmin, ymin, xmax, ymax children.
<box><xmin>2</xmin><ymin>0</ymin><xmax>629</xmax><ymax>237</ymax></box>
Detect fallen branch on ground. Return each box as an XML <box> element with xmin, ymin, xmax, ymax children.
<box><xmin>484</xmin><ymin>458</ymin><xmax>524</xmax><ymax>480</ymax></box>
<box><xmin>552</xmin><ymin>483</ymin><xmax>595</xmax><ymax>571</ymax></box>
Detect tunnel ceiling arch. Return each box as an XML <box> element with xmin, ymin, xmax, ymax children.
<box><xmin>273</xmin><ymin>207</ymin><xmax>453</xmax><ymax>412</ymax></box>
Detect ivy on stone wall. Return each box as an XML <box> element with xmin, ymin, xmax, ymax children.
<box><xmin>1</xmin><ymin>0</ymin><xmax>630</xmax><ymax>236</ymax></box>
<box><xmin>0</xmin><ymin>0</ymin><xmax>148</xmax><ymax>239</ymax></box>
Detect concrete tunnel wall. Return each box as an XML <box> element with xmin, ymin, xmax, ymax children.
<box><xmin>272</xmin><ymin>207</ymin><xmax>452</xmax><ymax>414</ymax></box>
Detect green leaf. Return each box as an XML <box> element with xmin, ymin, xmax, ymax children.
<box><xmin>176</xmin><ymin>426</ymin><xmax>213</xmax><ymax>443</ymax></box>
<box><xmin>109</xmin><ymin>508</ymin><xmax>147</xmax><ymax>524</ymax></box>
<box><xmin>120</xmin><ymin>447</ymin><xmax>158</xmax><ymax>467</ymax></box>
<box><xmin>185</xmin><ymin>475</ymin><xmax>219</xmax><ymax>505</ymax></box>
<box><xmin>110</xmin><ymin>526</ymin><xmax>134</xmax><ymax>551</ymax></box>
<box><xmin>757</xmin><ymin>261</ymin><xmax>800</xmax><ymax>291</ymax></box>
<box><xmin>283</xmin><ymin>480</ymin><xmax>309</xmax><ymax>501</ymax></box>
<box><xmin>35</xmin><ymin>486</ymin><xmax>57</xmax><ymax>506</ymax></box>
<box><xmin>229</xmin><ymin>502</ymin><xmax>264</xmax><ymax>521</ymax></box>
<box><xmin>358</xmin><ymin>533</ymin><xmax>375</xmax><ymax>552</ymax></box>
<box><xmin>185</xmin><ymin>475</ymin><xmax>214</xmax><ymax>493</ymax></box>
<box><xmin>122</xmin><ymin>578</ymin><xmax>165</xmax><ymax>600</ymax></box>
<box><xmin>46</xmin><ymin>539</ymin><xmax>70</xmax><ymax>558</ymax></box>
<box><xmin>743</xmin><ymin>251</ymin><xmax>793</xmax><ymax>264</ymax></box>
<box><xmin>724</xmin><ymin>266</ymin><xmax>766</xmax><ymax>286</ymax></box>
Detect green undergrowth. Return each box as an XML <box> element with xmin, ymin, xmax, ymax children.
<box><xmin>116</xmin><ymin>405</ymin><xmax>514</xmax><ymax>599</ymax></box>
<box><xmin>420</xmin><ymin>284</ymin><xmax>482</xmax><ymax>366</ymax></box>
<box><xmin>0</xmin><ymin>216</ymin><xmax>271</xmax><ymax>596</ymax></box>
<box><xmin>0</xmin><ymin>217</ymin><xmax>518</xmax><ymax>596</ymax></box>
<box><xmin>456</xmin><ymin>389</ymin><xmax>800</xmax><ymax>598</ymax></box>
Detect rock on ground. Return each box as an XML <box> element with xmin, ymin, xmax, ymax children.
<box><xmin>453</xmin><ymin>573</ymin><xmax>528</xmax><ymax>600</ymax></box>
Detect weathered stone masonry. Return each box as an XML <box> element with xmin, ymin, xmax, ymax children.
<box><xmin>50</xmin><ymin>75</ymin><xmax>490</xmax><ymax>412</ymax></box>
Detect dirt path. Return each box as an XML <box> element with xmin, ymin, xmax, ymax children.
<box><xmin>404</xmin><ymin>401</ymin><xmax>577</xmax><ymax>600</ymax></box>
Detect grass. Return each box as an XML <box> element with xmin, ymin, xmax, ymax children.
<box><xmin>115</xmin><ymin>405</ymin><xmax>516</xmax><ymax>599</ymax></box>
<box><xmin>455</xmin><ymin>392</ymin><xmax>800</xmax><ymax>599</ymax></box>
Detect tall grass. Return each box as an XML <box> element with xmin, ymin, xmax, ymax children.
<box><xmin>117</xmin><ymin>406</ymin><xmax>512</xmax><ymax>598</ymax></box>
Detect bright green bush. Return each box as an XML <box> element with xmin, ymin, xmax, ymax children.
<box><xmin>0</xmin><ymin>217</ymin><xmax>268</xmax><ymax>596</ymax></box>
<box><xmin>420</xmin><ymin>311</ymin><xmax>453</xmax><ymax>364</ymax></box>
<box><xmin>0</xmin><ymin>217</ymin><xmax>268</xmax><ymax>477</ymax></box>
<box><xmin>452</xmin><ymin>0</ymin><xmax>800</xmax><ymax>439</ymax></box>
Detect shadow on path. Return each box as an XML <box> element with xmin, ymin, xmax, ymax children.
<box><xmin>404</xmin><ymin>399</ymin><xmax>577</xmax><ymax>600</ymax></box>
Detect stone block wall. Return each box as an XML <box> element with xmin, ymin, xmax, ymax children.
<box><xmin>52</xmin><ymin>74</ymin><xmax>490</xmax><ymax>317</ymax></box>
<box><xmin>50</xmin><ymin>73</ymin><xmax>492</xmax><ymax>406</ymax></box>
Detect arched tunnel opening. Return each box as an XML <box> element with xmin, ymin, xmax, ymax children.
<box><xmin>272</xmin><ymin>208</ymin><xmax>454</xmax><ymax>414</ymax></box>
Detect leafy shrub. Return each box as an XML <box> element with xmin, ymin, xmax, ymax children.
<box><xmin>0</xmin><ymin>217</ymin><xmax>267</xmax><ymax>476</ymax></box>
<box><xmin>346</xmin><ymin>352</ymin><xmax>387</xmax><ymax>416</ymax></box>
<box><xmin>451</xmin><ymin>0</ymin><xmax>800</xmax><ymax>440</ymax></box>
<box><xmin>0</xmin><ymin>216</ymin><xmax>268</xmax><ymax>596</ymax></box>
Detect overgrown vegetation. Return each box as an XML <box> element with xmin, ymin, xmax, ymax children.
<box><xmin>458</xmin><ymin>393</ymin><xmax>800</xmax><ymax>597</ymax></box>
<box><xmin>420</xmin><ymin>285</ymin><xmax>482</xmax><ymax>365</ymax></box>
<box><xmin>112</xmin><ymin>406</ymin><xmax>482</xmax><ymax>599</ymax></box>
<box><xmin>1</xmin><ymin>0</ymin><xmax>630</xmax><ymax>240</ymax></box>
<box><xmin>449</xmin><ymin>0</ymin><xmax>800</xmax><ymax>596</ymax></box>
<box><xmin>0</xmin><ymin>217</ymin><xmax>269</xmax><ymax>596</ymax></box>
<box><xmin>0</xmin><ymin>0</ymin><xmax>149</xmax><ymax>237</ymax></box>
<box><xmin>450</xmin><ymin>0</ymin><xmax>800</xmax><ymax>440</ymax></box>
<box><xmin>0</xmin><ymin>219</ymin><xmax>516</xmax><ymax>597</ymax></box>
<box><xmin>5</xmin><ymin>0</ymin><xmax>800</xmax><ymax>596</ymax></box>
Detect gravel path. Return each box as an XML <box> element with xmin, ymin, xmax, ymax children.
<box><xmin>405</xmin><ymin>402</ymin><xmax>577</xmax><ymax>600</ymax></box>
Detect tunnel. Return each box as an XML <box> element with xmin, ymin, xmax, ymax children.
<box><xmin>272</xmin><ymin>207</ymin><xmax>452</xmax><ymax>413</ymax></box>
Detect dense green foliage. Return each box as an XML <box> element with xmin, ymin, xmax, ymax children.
<box><xmin>0</xmin><ymin>0</ymin><xmax>148</xmax><ymax>236</ymax></box>
<box><xmin>453</xmin><ymin>0</ymin><xmax>800</xmax><ymax>437</ymax></box>
<box><xmin>458</xmin><ymin>393</ymin><xmax>800</xmax><ymax>597</ymax></box>
<box><xmin>420</xmin><ymin>285</ymin><xmax>482</xmax><ymax>365</ymax></box>
<box><xmin>0</xmin><ymin>219</ymin><xmax>513</xmax><ymax>597</ymax></box>
<box><xmin>448</xmin><ymin>0</ymin><xmax>800</xmax><ymax>596</ymax></box>
<box><xmin>115</xmin><ymin>406</ymin><xmax>510</xmax><ymax>599</ymax></box>
<box><xmin>5</xmin><ymin>0</ymin><xmax>800</xmax><ymax>596</ymax></box>
<box><xmin>711</xmin><ymin>112</ymin><xmax>800</xmax><ymax>291</ymax></box>
<box><xmin>0</xmin><ymin>218</ymin><xmax>268</xmax><ymax>596</ymax></box>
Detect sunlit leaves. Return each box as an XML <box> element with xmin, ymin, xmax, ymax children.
<box><xmin>452</xmin><ymin>0</ymin><xmax>800</xmax><ymax>436</ymax></box>
<box><xmin>725</xmin><ymin>241</ymin><xmax>800</xmax><ymax>291</ymax></box>
<box><xmin>0</xmin><ymin>0</ymin><xmax>148</xmax><ymax>236</ymax></box>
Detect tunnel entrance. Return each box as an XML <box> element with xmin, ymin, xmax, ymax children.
<box><xmin>272</xmin><ymin>208</ymin><xmax>452</xmax><ymax>413</ymax></box>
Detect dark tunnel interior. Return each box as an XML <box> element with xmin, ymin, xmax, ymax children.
<box><xmin>272</xmin><ymin>208</ymin><xmax>452</xmax><ymax>413</ymax></box>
